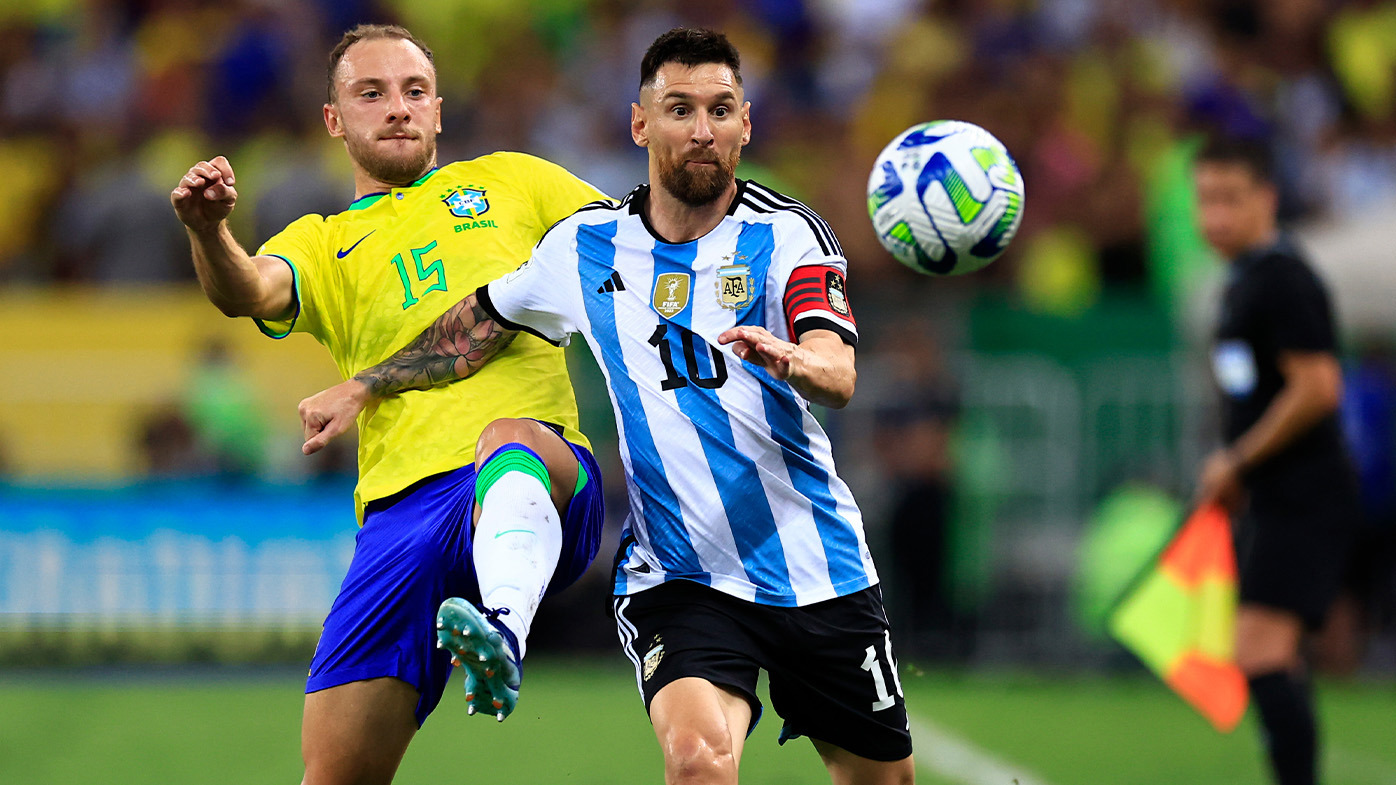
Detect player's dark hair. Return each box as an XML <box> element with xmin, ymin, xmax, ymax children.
<box><xmin>639</xmin><ymin>28</ymin><xmax>742</xmax><ymax>90</ymax></box>
<box><xmin>327</xmin><ymin>24</ymin><xmax>436</xmax><ymax>104</ymax></box>
<box><xmin>1196</xmin><ymin>135</ymin><xmax>1276</xmax><ymax>185</ymax></box>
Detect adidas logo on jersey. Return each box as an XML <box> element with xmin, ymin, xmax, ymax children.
<box><xmin>596</xmin><ymin>271</ymin><xmax>626</xmax><ymax>294</ymax></box>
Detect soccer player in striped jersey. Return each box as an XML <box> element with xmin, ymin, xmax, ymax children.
<box><xmin>300</xmin><ymin>27</ymin><xmax>915</xmax><ymax>785</ymax></box>
<box><xmin>171</xmin><ymin>24</ymin><xmax>610</xmax><ymax>785</ymax></box>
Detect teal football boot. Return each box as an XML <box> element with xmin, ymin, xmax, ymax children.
<box><xmin>436</xmin><ymin>597</ymin><xmax>521</xmax><ymax>722</ymax></box>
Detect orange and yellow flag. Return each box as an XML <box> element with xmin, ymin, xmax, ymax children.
<box><xmin>1108</xmin><ymin>503</ymin><xmax>1248</xmax><ymax>732</ymax></box>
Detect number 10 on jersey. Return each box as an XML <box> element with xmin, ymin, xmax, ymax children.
<box><xmin>648</xmin><ymin>324</ymin><xmax>728</xmax><ymax>391</ymax></box>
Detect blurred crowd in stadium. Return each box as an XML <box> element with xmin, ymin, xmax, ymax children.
<box><xmin>1</xmin><ymin>0</ymin><xmax>1393</xmax><ymax>295</ymax></box>
<box><xmin>2</xmin><ymin>0</ymin><xmax>1395</xmax><ymax>667</ymax></box>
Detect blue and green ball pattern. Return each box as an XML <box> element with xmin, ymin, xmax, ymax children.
<box><xmin>867</xmin><ymin>121</ymin><xmax>1024</xmax><ymax>276</ymax></box>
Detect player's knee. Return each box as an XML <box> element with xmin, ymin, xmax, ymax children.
<box><xmin>1234</xmin><ymin>633</ymin><xmax>1299</xmax><ymax>675</ymax></box>
<box><xmin>476</xmin><ymin>418</ymin><xmax>545</xmax><ymax>458</ymax></box>
<box><xmin>852</xmin><ymin>764</ymin><xmax>914</xmax><ymax>785</ymax></box>
<box><xmin>880</xmin><ymin>756</ymin><xmax>916</xmax><ymax>785</ymax></box>
<box><xmin>662</xmin><ymin>728</ymin><xmax>737</xmax><ymax>784</ymax></box>
<box><xmin>302</xmin><ymin>721</ymin><xmax>410</xmax><ymax>785</ymax></box>
<box><xmin>1235</xmin><ymin>646</ymin><xmax>1299</xmax><ymax>676</ymax></box>
<box><xmin>1235</xmin><ymin>611</ymin><xmax>1303</xmax><ymax>675</ymax></box>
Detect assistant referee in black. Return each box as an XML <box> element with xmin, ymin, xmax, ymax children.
<box><xmin>1193</xmin><ymin>137</ymin><xmax>1360</xmax><ymax>785</ymax></box>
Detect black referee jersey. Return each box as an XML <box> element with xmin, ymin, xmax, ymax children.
<box><xmin>1212</xmin><ymin>236</ymin><xmax>1356</xmax><ymax>503</ymax></box>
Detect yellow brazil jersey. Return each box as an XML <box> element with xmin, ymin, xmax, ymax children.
<box><xmin>254</xmin><ymin>152</ymin><xmax>608</xmax><ymax>521</ymax></box>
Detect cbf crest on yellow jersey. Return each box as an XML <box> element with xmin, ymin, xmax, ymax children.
<box><xmin>254</xmin><ymin>152</ymin><xmax>608</xmax><ymax>521</ymax></box>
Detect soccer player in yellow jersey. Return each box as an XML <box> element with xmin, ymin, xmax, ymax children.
<box><xmin>169</xmin><ymin>24</ymin><xmax>609</xmax><ymax>785</ymax></box>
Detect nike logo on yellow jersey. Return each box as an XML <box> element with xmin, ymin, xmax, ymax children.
<box><xmin>337</xmin><ymin>231</ymin><xmax>376</xmax><ymax>258</ymax></box>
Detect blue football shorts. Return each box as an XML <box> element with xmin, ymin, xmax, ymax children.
<box><xmin>306</xmin><ymin>435</ymin><xmax>605</xmax><ymax>726</ymax></box>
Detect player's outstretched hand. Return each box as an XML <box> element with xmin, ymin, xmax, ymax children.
<box><xmin>720</xmin><ymin>325</ymin><xmax>795</xmax><ymax>380</ymax></box>
<box><xmin>299</xmin><ymin>380</ymin><xmax>372</xmax><ymax>455</ymax></box>
<box><xmin>171</xmin><ymin>156</ymin><xmax>238</xmax><ymax>232</ymax></box>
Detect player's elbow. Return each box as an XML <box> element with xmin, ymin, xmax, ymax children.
<box><xmin>209</xmin><ymin>294</ymin><xmax>269</xmax><ymax>320</ymax></box>
<box><xmin>821</xmin><ymin>369</ymin><xmax>857</xmax><ymax>409</ymax></box>
<box><xmin>1305</xmin><ymin>358</ymin><xmax>1344</xmax><ymax>415</ymax></box>
<box><xmin>840</xmin><ymin>359</ymin><xmax>858</xmax><ymax>405</ymax></box>
<box><xmin>807</xmin><ymin>340</ymin><xmax>856</xmax><ymax>408</ymax></box>
<box><xmin>211</xmin><ymin>298</ymin><xmax>247</xmax><ymax>318</ymax></box>
<box><xmin>197</xmin><ymin>278</ymin><xmax>256</xmax><ymax>317</ymax></box>
<box><xmin>207</xmin><ymin>286</ymin><xmax>289</xmax><ymax>321</ymax></box>
<box><xmin>1314</xmin><ymin>370</ymin><xmax>1343</xmax><ymax>414</ymax></box>
<box><xmin>839</xmin><ymin>380</ymin><xmax>858</xmax><ymax>408</ymax></box>
<box><xmin>1282</xmin><ymin>353</ymin><xmax>1344</xmax><ymax>417</ymax></box>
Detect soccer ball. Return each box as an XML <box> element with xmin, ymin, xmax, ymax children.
<box><xmin>867</xmin><ymin>120</ymin><xmax>1025</xmax><ymax>276</ymax></box>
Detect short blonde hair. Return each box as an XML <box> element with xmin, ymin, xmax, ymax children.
<box><xmin>327</xmin><ymin>24</ymin><xmax>435</xmax><ymax>104</ymax></box>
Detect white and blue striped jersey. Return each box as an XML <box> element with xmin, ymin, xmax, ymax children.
<box><xmin>480</xmin><ymin>180</ymin><xmax>878</xmax><ymax>607</ymax></box>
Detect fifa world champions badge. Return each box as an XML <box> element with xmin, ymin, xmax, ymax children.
<box><xmin>653</xmin><ymin>273</ymin><xmax>691</xmax><ymax>318</ymax></box>
<box><xmin>716</xmin><ymin>262</ymin><xmax>754</xmax><ymax>310</ymax></box>
<box><xmin>442</xmin><ymin>187</ymin><xmax>490</xmax><ymax>219</ymax></box>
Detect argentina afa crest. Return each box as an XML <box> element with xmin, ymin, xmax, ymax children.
<box><xmin>642</xmin><ymin>635</ymin><xmax>665</xmax><ymax>681</ymax></box>
<box><xmin>441</xmin><ymin>187</ymin><xmax>489</xmax><ymax>219</ymax></box>
<box><xmin>716</xmin><ymin>262</ymin><xmax>754</xmax><ymax>310</ymax></box>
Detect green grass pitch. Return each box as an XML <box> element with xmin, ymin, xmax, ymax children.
<box><xmin>1</xmin><ymin>659</ymin><xmax>1393</xmax><ymax>784</ymax></box>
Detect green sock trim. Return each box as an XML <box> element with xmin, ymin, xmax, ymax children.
<box><xmin>475</xmin><ymin>447</ymin><xmax>551</xmax><ymax>507</ymax></box>
<box><xmin>573</xmin><ymin>459</ymin><xmax>589</xmax><ymax>497</ymax></box>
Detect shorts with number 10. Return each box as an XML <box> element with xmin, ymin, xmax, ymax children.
<box><xmin>613</xmin><ymin>580</ymin><xmax>912</xmax><ymax>761</ymax></box>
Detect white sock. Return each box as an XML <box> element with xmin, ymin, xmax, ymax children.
<box><xmin>472</xmin><ymin>471</ymin><xmax>562</xmax><ymax>661</ymax></box>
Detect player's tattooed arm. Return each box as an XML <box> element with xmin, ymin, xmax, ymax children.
<box><xmin>354</xmin><ymin>294</ymin><xmax>518</xmax><ymax>397</ymax></box>
<box><xmin>298</xmin><ymin>292</ymin><xmax>518</xmax><ymax>455</ymax></box>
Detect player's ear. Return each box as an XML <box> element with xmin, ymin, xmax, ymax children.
<box><xmin>631</xmin><ymin>102</ymin><xmax>648</xmax><ymax>148</ymax></box>
<box><xmin>741</xmin><ymin>101</ymin><xmax>751</xmax><ymax>147</ymax></box>
<box><xmin>324</xmin><ymin>103</ymin><xmax>344</xmax><ymax>138</ymax></box>
<box><xmin>435</xmin><ymin>96</ymin><xmax>443</xmax><ymax>134</ymax></box>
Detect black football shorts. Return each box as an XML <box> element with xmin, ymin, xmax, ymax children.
<box><xmin>613</xmin><ymin>579</ymin><xmax>913</xmax><ymax>762</ymax></box>
<box><xmin>1237</xmin><ymin>489</ymin><xmax>1358</xmax><ymax>629</ymax></box>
